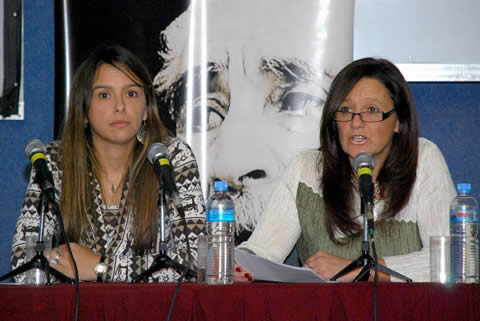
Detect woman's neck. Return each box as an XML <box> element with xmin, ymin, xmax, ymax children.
<box><xmin>93</xmin><ymin>142</ymin><xmax>135</xmax><ymax>206</ymax></box>
<box><xmin>93</xmin><ymin>142</ymin><xmax>133</xmax><ymax>183</ymax></box>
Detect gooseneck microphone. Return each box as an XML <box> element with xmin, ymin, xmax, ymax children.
<box><xmin>332</xmin><ymin>152</ymin><xmax>412</xmax><ymax>283</ymax></box>
<box><xmin>147</xmin><ymin>142</ymin><xmax>177</xmax><ymax>250</ymax></box>
<box><xmin>25</xmin><ymin>139</ymin><xmax>56</xmax><ymax>202</ymax></box>
<box><xmin>353</xmin><ymin>152</ymin><xmax>375</xmax><ymax>206</ymax></box>
<box><xmin>147</xmin><ymin>143</ymin><xmax>178</xmax><ymax>197</ymax></box>
<box><xmin>21</xmin><ymin>139</ymin><xmax>79</xmax><ymax>316</ymax></box>
<box><xmin>133</xmin><ymin>142</ymin><xmax>194</xmax><ymax>284</ymax></box>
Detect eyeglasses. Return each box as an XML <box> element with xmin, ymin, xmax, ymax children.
<box><xmin>334</xmin><ymin>108</ymin><xmax>396</xmax><ymax>122</ymax></box>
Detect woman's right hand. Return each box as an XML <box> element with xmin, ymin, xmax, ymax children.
<box><xmin>234</xmin><ymin>264</ymin><xmax>254</xmax><ymax>282</ymax></box>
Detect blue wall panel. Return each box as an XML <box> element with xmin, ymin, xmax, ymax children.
<box><xmin>0</xmin><ymin>1</ymin><xmax>54</xmax><ymax>280</ymax></box>
<box><xmin>412</xmin><ymin>82</ymin><xmax>480</xmax><ymax>201</ymax></box>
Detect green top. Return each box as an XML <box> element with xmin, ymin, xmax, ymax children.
<box><xmin>295</xmin><ymin>182</ymin><xmax>422</xmax><ymax>264</ymax></box>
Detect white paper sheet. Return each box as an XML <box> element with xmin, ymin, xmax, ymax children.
<box><xmin>234</xmin><ymin>249</ymin><xmax>326</xmax><ymax>283</ymax></box>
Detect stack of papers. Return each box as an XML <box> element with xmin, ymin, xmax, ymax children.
<box><xmin>234</xmin><ymin>249</ymin><xmax>326</xmax><ymax>283</ymax></box>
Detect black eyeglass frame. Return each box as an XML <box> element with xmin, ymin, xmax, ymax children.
<box><xmin>333</xmin><ymin>108</ymin><xmax>396</xmax><ymax>122</ymax></box>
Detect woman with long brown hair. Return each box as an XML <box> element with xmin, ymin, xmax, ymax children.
<box><xmin>11</xmin><ymin>45</ymin><xmax>206</xmax><ymax>282</ymax></box>
<box><xmin>237</xmin><ymin>58</ymin><xmax>456</xmax><ymax>282</ymax></box>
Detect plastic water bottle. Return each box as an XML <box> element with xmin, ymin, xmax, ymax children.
<box><xmin>450</xmin><ymin>183</ymin><xmax>480</xmax><ymax>283</ymax></box>
<box><xmin>206</xmin><ymin>181</ymin><xmax>235</xmax><ymax>285</ymax></box>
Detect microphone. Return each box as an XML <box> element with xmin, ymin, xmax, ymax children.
<box><xmin>353</xmin><ymin>152</ymin><xmax>375</xmax><ymax>205</ymax></box>
<box><xmin>147</xmin><ymin>142</ymin><xmax>185</xmax><ymax>212</ymax></box>
<box><xmin>147</xmin><ymin>142</ymin><xmax>178</xmax><ymax>196</ymax></box>
<box><xmin>25</xmin><ymin>139</ymin><xmax>56</xmax><ymax>202</ymax></box>
<box><xmin>354</xmin><ymin>152</ymin><xmax>375</xmax><ymax>239</ymax></box>
<box><xmin>132</xmin><ymin>142</ymin><xmax>194</xmax><ymax>282</ymax></box>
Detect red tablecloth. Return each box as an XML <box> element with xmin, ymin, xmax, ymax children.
<box><xmin>0</xmin><ymin>282</ymin><xmax>479</xmax><ymax>321</ymax></box>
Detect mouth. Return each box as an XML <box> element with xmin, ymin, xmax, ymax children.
<box><xmin>351</xmin><ymin>135</ymin><xmax>367</xmax><ymax>144</ymax></box>
<box><xmin>111</xmin><ymin>120</ymin><xmax>130</xmax><ymax>128</ymax></box>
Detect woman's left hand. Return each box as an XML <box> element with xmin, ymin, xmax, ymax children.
<box><xmin>49</xmin><ymin>243</ymin><xmax>101</xmax><ymax>281</ymax></box>
<box><xmin>304</xmin><ymin>250</ymin><xmax>362</xmax><ymax>282</ymax></box>
<box><xmin>304</xmin><ymin>250</ymin><xmax>390</xmax><ymax>282</ymax></box>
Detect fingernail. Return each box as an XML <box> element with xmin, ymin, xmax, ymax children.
<box><xmin>235</xmin><ymin>266</ymin><xmax>242</xmax><ymax>272</ymax></box>
<box><xmin>247</xmin><ymin>276</ymin><xmax>253</xmax><ymax>281</ymax></box>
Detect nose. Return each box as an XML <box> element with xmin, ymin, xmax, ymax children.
<box><xmin>114</xmin><ymin>95</ymin><xmax>126</xmax><ymax>113</ymax></box>
<box><xmin>350</xmin><ymin>113</ymin><xmax>364</xmax><ymax>128</ymax></box>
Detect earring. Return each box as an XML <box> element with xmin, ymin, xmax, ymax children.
<box><xmin>136</xmin><ymin>120</ymin><xmax>146</xmax><ymax>144</ymax></box>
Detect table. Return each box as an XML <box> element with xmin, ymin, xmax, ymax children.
<box><xmin>1</xmin><ymin>282</ymin><xmax>479</xmax><ymax>321</ymax></box>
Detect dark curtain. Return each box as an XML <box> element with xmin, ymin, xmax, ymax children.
<box><xmin>0</xmin><ymin>0</ymin><xmax>22</xmax><ymax>118</ymax></box>
<box><xmin>53</xmin><ymin>0</ymin><xmax>189</xmax><ymax>138</ymax></box>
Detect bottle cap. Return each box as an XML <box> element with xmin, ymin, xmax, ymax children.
<box><xmin>457</xmin><ymin>183</ymin><xmax>471</xmax><ymax>194</ymax></box>
<box><xmin>214</xmin><ymin>180</ymin><xmax>228</xmax><ymax>192</ymax></box>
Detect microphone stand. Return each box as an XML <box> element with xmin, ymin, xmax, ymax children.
<box><xmin>331</xmin><ymin>196</ymin><xmax>412</xmax><ymax>282</ymax></box>
<box><xmin>0</xmin><ymin>192</ymin><xmax>73</xmax><ymax>284</ymax></box>
<box><xmin>132</xmin><ymin>189</ymin><xmax>195</xmax><ymax>282</ymax></box>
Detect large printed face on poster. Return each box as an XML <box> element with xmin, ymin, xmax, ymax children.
<box><xmin>154</xmin><ymin>0</ymin><xmax>353</xmax><ymax>239</ymax></box>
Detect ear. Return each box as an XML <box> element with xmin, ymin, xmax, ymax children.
<box><xmin>142</xmin><ymin>108</ymin><xmax>147</xmax><ymax>121</ymax></box>
<box><xmin>394</xmin><ymin>118</ymin><xmax>399</xmax><ymax>134</ymax></box>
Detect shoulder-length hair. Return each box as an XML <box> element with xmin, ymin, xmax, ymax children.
<box><xmin>319</xmin><ymin>57</ymin><xmax>418</xmax><ymax>243</ymax></box>
<box><xmin>60</xmin><ymin>44</ymin><xmax>169</xmax><ymax>252</ymax></box>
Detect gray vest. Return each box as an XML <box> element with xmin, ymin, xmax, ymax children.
<box><xmin>295</xmin><ymin>182</ymin><xmax>422</xmax><ymax>264</ymax></box>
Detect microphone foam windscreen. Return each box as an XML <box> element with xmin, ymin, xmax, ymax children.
<box><xmin>24</xmin><ymin>139</ymin><xmax>46</xmax><ymax>159</ymax></box>
<box><xmin>147</xmin><ymin>142</ymin><xmax>169</xmax><ymax>164</ymax></box>
<box><xmin>353</xmin><ymin>152</ymin><xmax>375</xmax><ymax>171</ymax></box>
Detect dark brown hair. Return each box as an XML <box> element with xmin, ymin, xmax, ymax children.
<box><xmin>319</xmin><ymin>57</ymin><xmax>418</xmax><ymax>243</ymax></box>
<box><xmin>60</xmin><ymin>44</ymin><xmax>169</xmax><ymax>252</ymax></box>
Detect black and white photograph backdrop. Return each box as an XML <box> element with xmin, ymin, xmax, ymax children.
<box><xmin>56</xmin><ymin>0</ymin><xmax>354</xmax><ymax>243</ymax></box>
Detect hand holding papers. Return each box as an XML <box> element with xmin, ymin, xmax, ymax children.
<box><xmin>234</xmin><ymin>249</ymin><xmax>326</xmax><ymax>283</ymax></box>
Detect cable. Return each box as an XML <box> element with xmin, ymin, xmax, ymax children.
<box><xmin>165</xmin><ymin>202</ymin><xmax>193</xmax><ymax>321</ymax></box>
<box><xmin>371</xmin><ymin>238</ymin><xmax>378</xmax><ymax>321</ymax></box>
<box><xmin>367</xmin><ymin>206</ymin><xmax>377</xmax><ymax>321</ymax></box>
<box><xmin>53</xmin><ymin>203</ymin><xmax>80</xmax><ymax>321</ymax></box>
<box><xmin>166</xmin><ymin>257</ymin><xmax>191</xmax><ymax>321</ymax></box>
<box><xmin>175</xmin><ymin>205</ymin><xmax>193</xmax><ymax>270</ymax></box>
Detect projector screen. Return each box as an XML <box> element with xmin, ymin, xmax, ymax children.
<box><xmin>354</xmin><ymin>0</ymin><xmax>480</xmax><ymax>81</ymax></box>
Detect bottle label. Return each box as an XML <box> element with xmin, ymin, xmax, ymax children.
<box><xmin>450</xmin><ymin>209</ymin><xmax>480</xmax><ymax>224</ymax></box>
<box><xmin>207</xmin><ymin>208</ymin><xmax>235</xmax><ymax>222</ymax></box>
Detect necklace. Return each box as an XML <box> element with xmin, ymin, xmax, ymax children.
<box><xmin>102</xmin><ymin>168</ymin><xmax>127</xmax><ymax>192</ymax></box>
<box><xmin>108</xmin><ymin>175</ymin><xmax>126</xmax><ymax>193</ymax></box>
<box><xmin>99</xmin><ymin>180</ymin><xmax>122</xmax><ymax>207</ymax></box>
<box><xmin>351</xmin><ymin>179</ymin><xmax>381</xmax><ymax>199</ymax></box>
<box><xmin>99</xmin><ymin>172</ymin><xmax>127</xmax><ymax>206</ymax></box>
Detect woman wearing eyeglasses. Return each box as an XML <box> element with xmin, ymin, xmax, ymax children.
<box><xmin>235</xmin><ymin>57</ymin><xmax>456</xmax><ymax>282</ymax></box>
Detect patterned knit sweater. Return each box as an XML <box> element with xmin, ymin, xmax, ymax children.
<box><xmin>11</xmin><ymin>137</ymin><xmax>206</xmax><ymax>282</ymax></box>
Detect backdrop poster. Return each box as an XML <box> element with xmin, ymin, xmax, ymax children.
<box><xmin>62</xmin><ymin>0</ymin><xmax>353</xmax><ymax>243</ymax></box>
